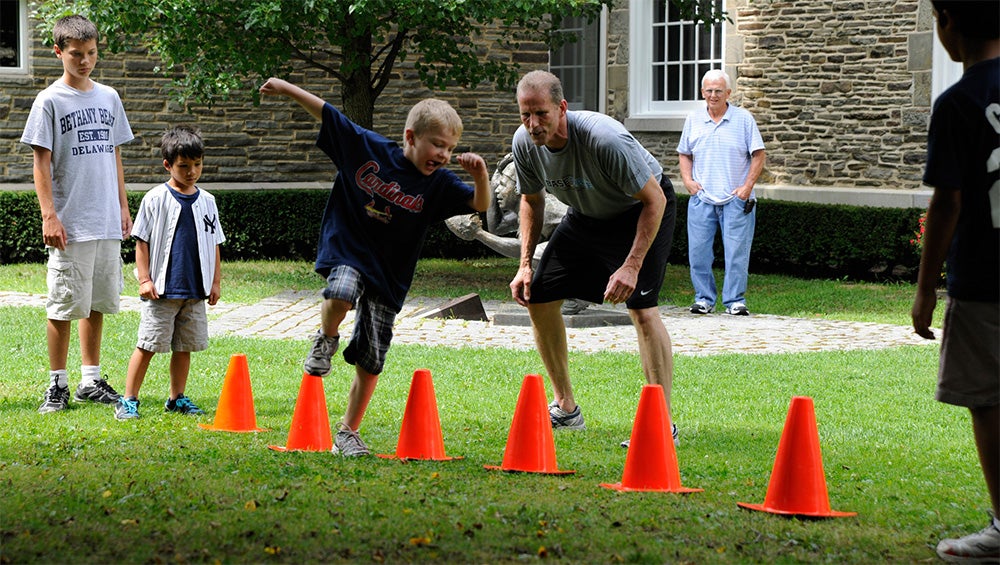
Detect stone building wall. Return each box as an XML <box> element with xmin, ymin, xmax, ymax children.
<box><xmin>2</xmin><ymin>1</ymin><xmax>936</xmax><ymax>194</ymax></box>
<box><xmin>0</xmin><ymin>21</ymin><xmax>541</xmax><ymax>187</ymax></box>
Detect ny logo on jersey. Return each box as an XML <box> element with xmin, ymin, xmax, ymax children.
<box><xmin>203</xmin><ymin>214</ymin><xmax>218</xmax><ymax>234</ymax></box>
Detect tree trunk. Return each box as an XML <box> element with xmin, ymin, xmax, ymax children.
<box><xmin>341</xmin><ymin>69</ymin><xmax>376</xmax><ymax>130</ymax></box>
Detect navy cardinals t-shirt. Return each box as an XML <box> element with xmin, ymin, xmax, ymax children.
<box><xmin>314</xmin><ymin>103</ymin><xmax>475</xmax><ymax>310</ymax></box>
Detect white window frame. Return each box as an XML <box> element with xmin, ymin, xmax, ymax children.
<box><xmin>0</xmin><ymin>0</ymin><xmax>29</xmax><ymax>75</ymax></box>
<box><xmin>627</xmin><ymin>0</ymin><xmax>724</xmax><ymax>131</ymax></box>
<box><xmin>931</xmin><ymin>26</ymin><xmax>962</xmax><ymax>105</ymax></box>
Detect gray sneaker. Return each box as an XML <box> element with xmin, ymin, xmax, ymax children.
<box><xmin>549</xmin><ymin>400</ymin><xmax>586</xmax><ymax>430</ymax></box>
<box><xmin>38</xmin><ymin>383</ymin><xmax>70</xmax><ymax>414</ymax></box>
<box><xmin>333</xmin><ymin>422</ymin><xmax>370</xmax><ymax>457</ymax></box>
<box><xmin>304</xmin><ymin>330</ymin><xmax>339</xmax><ymax>377</ymax></box>
<box><xmin>74</xmin><ymin>377</ymin><xmax>121</xmax><ymax>404</ymax></box>
<box><xmin>114</xmin><ymin>397</ymin><xmax>140</xmax><ymax>420</ymax></box>
<box><xmin>936</xmin><ymin>515</ymin><xmax>1000</xmax><ymax>563</ymax></box>
<box><xmin>621</xmin><ymin>423</ymin><xmax>679</xmax><ymax>449</ymax></box>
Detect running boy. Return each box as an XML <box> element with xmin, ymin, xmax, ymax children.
<box><xmin>115</xmin><ymin>126</ymin><xmax>224</xmax><ymax>420</ymax></box>
<box><xmin>21</xmin><ymin>14</ymin><xmax>133</xmax><ymax>413</ymax></box>
<box><xmin>258</xmin><ymin>77</ymin><xmax>490</xmax><ymax>456</ymax></box>
<box><xmin>911</xmin><ymin>1</ymin><xmax>999</xmax><ymax>561</ymax></box>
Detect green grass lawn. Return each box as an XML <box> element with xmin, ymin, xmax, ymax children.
<box><xmin>0</xmin><ymin>260</ymin><xmax>974</xmax><ymax>563</ymax></box>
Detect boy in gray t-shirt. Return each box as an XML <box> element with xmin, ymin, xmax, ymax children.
<box><xmin>20</xmin><ymin>15</ymin><xmax>134</xmax><ymax>414</ymax></box>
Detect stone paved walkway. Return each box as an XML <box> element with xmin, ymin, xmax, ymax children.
<box><xmin>1</xmin><ymin>290</ymin><xmax>934</xmax><ymax>356</ymax></box>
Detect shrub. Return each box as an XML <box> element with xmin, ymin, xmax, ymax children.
<box><xmin>1</xmin><ymin>190</ymin><xmax>923</xmax><ymax>281</ymax></box>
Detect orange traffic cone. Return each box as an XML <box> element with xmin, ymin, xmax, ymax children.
<box><xmin>600</xmin><ymin>384</ymin><xmax>702</xmax><ymax>493</ymax></box>
<box><xmin>199</xmin><ymin>353</ymin><xmax>267</xmax><ymax>433</ymax></box>
<box><xmin>484</xmin><ymin>374</ymin><xmax>574</xmax><ymax>475</ymax></box>
<box><xmin>267</xmin><ymin>373</ymin><xmax>333</xmax><ymax>452</ymax></box>
<box><xmin>378</xmin><ymin>369</ymin><xmax>462</xmax><ymax>461</ymax></box>
<box><xmin>738</xmin><ymin>396</ymin><xmax>856</xmax><ymax>517</ymax></box>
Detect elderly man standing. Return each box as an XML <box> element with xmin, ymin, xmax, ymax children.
<box><xmin>509</xmin><ymin>70</ymin><xmax>679</xmax><ymax>446</ymax></box>
<box><xmin>678</xmin><ymin>69</ymin><xmax>766</xmax><ymax>316</ymax></box>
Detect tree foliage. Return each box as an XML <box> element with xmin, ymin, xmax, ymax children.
<box><xmin>33</xmin><ymin>0</ymin><xmax>726</xmax><ymax>127</ymax></box>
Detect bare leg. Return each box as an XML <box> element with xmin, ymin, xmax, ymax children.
<box><xmin>628</xmin><ymin>307</ymin><xmax>674</xmax><ymax>413</ymax></box>
<box><xmin>321</xmin><ymin>298</ymin><xmax>351</xmax><ymax>338</ymax></box>
<box><xmin>527</xmin><ymin>300</ymin><xmax>575</xmax><ymax>411</ymax></box>
<box><xmin>971</xmin><ymin>405</ymin><xmax>1000</xmax><ymax>516</ymax></box>
<box><xmin>47</xmin><ymin>319</ymin><xmax>71</xmax><ymax>371</ymax></box>
<box><xmin>124</xmin><ymin>348</ymin><xmax>155</xmax><ymax>398</ymax></box>
<box><xmin>168</xmin><ymin>351</ymin><xmax>192</xmax><ymax>399</ymax></box>
<box><xmin>342</xmin><ymin>366</ymin><xmax>379</xmax><ymax>431</ymax></box>
<box><xmin>78</xmin><ymin>311</ymin><xmax>103</xmax><ymax>367</ymax></box>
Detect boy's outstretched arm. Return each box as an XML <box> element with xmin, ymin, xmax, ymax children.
<box><xmin>456</xmin><ymin>152</ymin><xmax>491</xmax><ymax>212</ymax></box>
<box><xmin>259</xmin><ymin>78</ymin><xmax>326</xmax><ymax>121</ymax></box>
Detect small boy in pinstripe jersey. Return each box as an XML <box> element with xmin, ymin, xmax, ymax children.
<box><xmin>116</xmin><ymin>125</ymin><xmax>225</xmax><ymax>420</ymax></box>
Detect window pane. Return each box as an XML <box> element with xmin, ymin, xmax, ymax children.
<box><xmin>649</xmin><ymin>0</ymin><xmax>724</xmax><ymax>103</ymax></box>
<box><xmin>0</xmin><ymin>0</ymin><xmax>20</xmax><ymax>68</ymax></box>
<box><xmin>551</xmin><ymin>15</ymin><xmax>601</xmax><ymax>111</ymax></box>
<box><xmin>654</xmin><ymin>65</ymin><xmax>665</xmax><ymax>101</ymax></box>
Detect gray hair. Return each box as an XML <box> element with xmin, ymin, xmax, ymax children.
<box><xmin>701</xmin><ymin>69</ymin><xmax>732</xmax><ymax>90</ymax></box>
<box><xmin>517</xmin><ymin>70</ymin><xmax>564</xmax><ymax>105</ymax></box>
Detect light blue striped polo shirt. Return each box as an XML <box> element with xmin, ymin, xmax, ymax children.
<box><xmin>677</xmin><ymin>103</ymin><xmax>765</xmax><ymax>204</ymax></box>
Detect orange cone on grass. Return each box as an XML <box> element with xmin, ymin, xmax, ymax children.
<box><xmin>267</xmin><ymin>373</ymin><xmax>332</xmax><ymax>452</ymax></box>
<box><xmin>600</xmin><ymin>384</ymin><xmax>702</xmax><ymax>493</ymax></box>
<box><xmin>378</xmin><ymin>369</ymin><xmax>461</xmax><ymax>461</ymax></box>
<box><xmin>199</xmin><ymin>353</ymin><xmax>267</xmax><ymax>433</ymax></box>
<box><xmin>738</xmin><ymin>396</ymin><xmax>856</xmax><ymax>517</ymax></box>
<box><xmin>484</xmin><ymin>374</ymin><xmax>574</xmax><ymax>475</ymax></box>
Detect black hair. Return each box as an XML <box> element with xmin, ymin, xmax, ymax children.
<box><xmin>160</xmin><ymin>125</ymin><xmax>204</xmax><ymax>164</ymax></box>
<box><xmin>932</xmin><ymin>0</ymin><xmax>1000</xmax><ymax>40</ymax></box>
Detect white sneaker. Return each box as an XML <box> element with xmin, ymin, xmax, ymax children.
<box><xmin>936</xmin><ymin>515</ymin><xmax>1000</xmax><ymax>563</ymax></box>
<box><xmin>726</xmin><ymin>302</ymin><xmax>749</xmax><ymax>316</ymax></box>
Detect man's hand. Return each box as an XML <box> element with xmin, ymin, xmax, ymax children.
<box><xmin>510</xmin><ymin>266</ymin><xmax>533</xmax><ymax>306</ymax></box>
<box><xmin>605</xmin><ymin>264</ymin><xmax>639</xmax><ymax>305</ymax></box>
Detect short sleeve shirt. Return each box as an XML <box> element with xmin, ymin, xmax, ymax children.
<box><xmin>21</xmin><ymin>80</ymin><xmax>134</xmax><ymax>243</ymax></box>
<box><xmin>677</xmin><ymin>103</ymin><xmax>765</xmax><ymax>204</ymax></box>
<box><xmin>512</xmin><ymin>111</ymin><xmax>662</xmax><ymax>220</ymax></box>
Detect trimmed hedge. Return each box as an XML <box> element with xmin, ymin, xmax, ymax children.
<box><xmin>1</xmin><ymin>190</ymin><xmax>923</xmax><ymax>281</ymax></box>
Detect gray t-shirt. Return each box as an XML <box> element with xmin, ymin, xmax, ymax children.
<box><xmin>512</xmin><ymin>110</ymin><xmax>662</xmax><ymax>220</ymax></box>
<box><xmin>21</xmin><ymin>80</ymin><xmax>134</xmax><ymax>243</ymax></box>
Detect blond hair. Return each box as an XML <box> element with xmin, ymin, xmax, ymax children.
<box><xmin>405</xmin><ymin>99</ymin><xmax>463</xmax><ymax>139</ymax></box>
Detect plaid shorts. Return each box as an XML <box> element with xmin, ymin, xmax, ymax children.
<box><xmin>323</xmin><ymin>265</ymin><xmax>399</xmax><ymax>375</ymax></box>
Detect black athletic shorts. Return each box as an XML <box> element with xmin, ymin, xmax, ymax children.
<box><xmin>528</xmin><ymin>176</ymin><xmax>676</xmax><ymax>310</ymax></box>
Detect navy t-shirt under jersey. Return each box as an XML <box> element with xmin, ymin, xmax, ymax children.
<box><xmin>923</xmin><ymin>57</ymin><xmax>1000</xmax><ymax>302</ymax></box>
<box><xmin>314</xmin><ymin>103</ymin><xmax>476</xmax><ymax>310</ymax></box>
<box><xmin>162</xmin><ymin>187</ymin><xmax>205</xmax><ymax>299</ymax></box>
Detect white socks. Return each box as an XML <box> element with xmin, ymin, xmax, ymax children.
<box><xmin>49</xmin><ymin>369</ymin><xmax>68</xmax><ymax>389</ymax></box>
<box><xmin>80</xmin><ymin>365</ymin><xmax>102</xmax><ymax>386</ymax></box>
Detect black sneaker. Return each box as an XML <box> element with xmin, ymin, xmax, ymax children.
<box><xmin>164</xmin><ymin>394</ymin><xmax>205</xmax><ymax>415</ymax></box>
<box><xmin>38</xmin><ymin>383</ymin><xmax>70</xmax><ymax>414</ymax></box>
<box><xmin>74</xmin><ymin>377</ymin><xmax>121</xmax><ymax>404</ymax></box>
